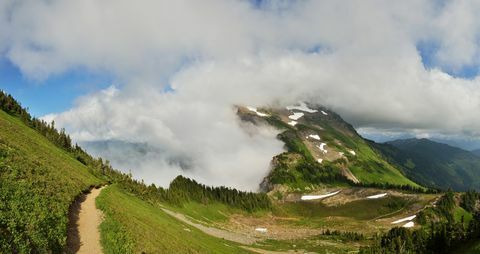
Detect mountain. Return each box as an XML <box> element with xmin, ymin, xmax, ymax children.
<box><xmin>5</xmin><ymin>91</ymin><xmax>480</xmax><ymax>253</ymax></box>
<box><xmin>473</xmin><ymin>149</ymin><xmax>480</xmax><ymax>157</ymax></box>
<box><xmin>0</xmin><ymin>99</ymin><xmax>103</xmax><ymax>252</ymax></box>
<box><xmin>373</xmin><ymin>138</ymin><xmax>480</xmax><ymax>191</ymax></box>
<box><xmin>0</xmin><ymin>91</ymin><xmax>253</xmax><ymax>253</ymax></box>
<box><xmin>239</xmin><ymin>103</ymin><xmax>419</xmax><ymax>190</ymax></box>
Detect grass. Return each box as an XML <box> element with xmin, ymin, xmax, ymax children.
<box><xmin>458</xmin><ymin>240</ymin><xmax>480</xmax><ymax>254</ymax></box>
<box><xmin>96</xmin><ymin>185</ymin><xmax>253</xmax><ymax>253</ymax></box>
<box><xmin>270</xmin><ymin>112</ymin><xmax>420</xmax><ymax>189</ymax></box>
<box><xmin>454</xmin><ymin>206</ymin><xmax>473</xmax><ymax>225</ymax></box>
<box><xmin>274</xmin><ymin>196</ymin><xmax>413</xmax><ymax>222</ymax></box>
<box><xmin>0</xmin><ymin>110</ymin><xmax>102</xmax><ymax>252</ymax></box>
<box><xmin>252</xmin><ymin>236</ymin><xmax>365</xmax><ymax>254</ymax></box>
<box><xmin>315</xmin><ymin>118</ymin><xmax>420</xmax><ymax>187</ymax></box>
<box><xmin>165</xmin><ymin>201</ymin><xmax>267</xmax><ymax>226</ymax></box>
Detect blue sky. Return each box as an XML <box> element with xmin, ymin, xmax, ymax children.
<box><xmin>417</xmin><ymin>41</ymin><xmax>479</xmax><ymax>79</ymax></box>
<box><xmin>0</xmin><ymin>58</ymin><xmax>112</xmax><ymax>117</ymax></box>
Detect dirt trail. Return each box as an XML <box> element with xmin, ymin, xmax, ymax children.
<box><xmin>66</xmin><ymin>187</ymin><xmax>105</xmax><ymax>254</ymax></box>
<box><xmin>161</xmin><ymin>208</ymin><xmax>257</xmax><ymax>245</ymax></box>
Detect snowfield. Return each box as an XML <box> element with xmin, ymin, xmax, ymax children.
<box><xmin>246</xmin><ymin>106</ymin><xmax>269</xmax><ymax>117</ymax></box>
<box><xmin>288</xmin><ymin>112</ymin><xmax>304</xmax><ymax>120</ymax></box>
<box><xmin>307</xmin><ymin>134</ymin><xmax>321</xmax><ymax>140</ymax></box>
<box><xmin>288</xmin><ymin>121</ymin><xmax>297</xmax><ymax>126</ymax></box>
<box><xmin>402</xmin><ymin>222</ymin><xmax>415</xmax><ymax>228</ymax></box>
<box><xmin>366</xmin><ymin>193</ymin><xmax>387</xmax><ymax>199</ymax></box>
<box><xmin>318</xmin><ymin>143</ymin><xmax>327</xmax><ymax>154</ymax></box>
<box><xmin>321</xmin><ymin>110</ymin><xmax>328</xmax><ymax>115</ymax></box>
<box><xmin>392</xmin><ymin>215</ymin><xmax>416</xmax><ymax>224</ymax></box>
<box><xmin>301</xmin><ymin>190</ymin><xmax>340</xmax><ymax>200</ymax></box>
<box><xmin>286</xmin><ymin>102</ymin><xmax>318</xmax><ymax>113</ymax></box>
<box><xmin>255</xmin><ymin>228</ymin><xmax>268</xmax><ymax>233</ymax></box>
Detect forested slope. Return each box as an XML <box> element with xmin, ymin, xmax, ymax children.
<box><xmin>373</xmin><ymin>138</ymin><xmax>480</xmax><ymax>191</ymax></box>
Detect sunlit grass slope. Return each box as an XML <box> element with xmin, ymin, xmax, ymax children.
<box><xmin>96</xmin><ymin>184</ymin><xmax>252</xmax><ymax>254</ymax></box>
<box><xmin>0</xmin><ymin>110</ymin><xmax>102</xmax><ymax>253</ymax></box>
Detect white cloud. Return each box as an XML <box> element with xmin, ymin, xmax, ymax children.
<box><xmin>2</xmin><ymin>0</ymin><xmax>480</xmax><ymax>187</ymax></box>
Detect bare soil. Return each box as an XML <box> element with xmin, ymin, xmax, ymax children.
<box><xmin>66</xmin><ymin>187</ymin><xmax>105</xmax><ymax>254</ymax></box>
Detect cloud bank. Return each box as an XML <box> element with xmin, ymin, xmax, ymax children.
<box><xmin>2</xmin><ymin>0</ymin><xmax>480</xmax><ymax>188</ymax></box>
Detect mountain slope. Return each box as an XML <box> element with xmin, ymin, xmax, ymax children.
<box><xmin>473</xmin><ymin>149</ymin><xmax>480</xmax><ymax>157</ymax></box>
<box><xmin>96</xmin><ymin>185</ymin><xmax>251</xmax><ymax>253</ymax></box>
<box><xmin>239</xmin><ymin>103</ymin><xmax>419</xmax><ymax>190</ymax></box>
<box><xmin>0</xmin><ymin>109</ymin><xmax>103</xmax><ymax>252</ymax></box>
<box><xmin>374</xmin><ymin>138</ymin><xmax>480</xmax><ymax>191</ymax></box>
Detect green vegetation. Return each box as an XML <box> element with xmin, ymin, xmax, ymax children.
<box><xmin>5</xmin><ymin>90</ymin><xmax>480</xmax><ymax>253</ymax></box>
<box><xmin>278</xmin><ymin>129</ymin><xmax>316</xmax><ymax>162</ymax></box>
<box><xmin>257</xmin><ymin>107</ymin><xmax>419</xmax><ymax>190</ymax></box>
<box><xmin>418</xmin><ymin>190</ymin><xmax>457</xmax><ymax>224</ymax></box>
<box><xmin>119</xmin><ymin>175</ymin><xmax>271</xmax><ymax>212</ymax></box>
<box><xmin>275</xmin><ymin>196</ymin><xmax>414</xmax><ymax>221</ymax></box>
<box><xmin>373</xmin><ymin>138</ymin><xmax>480</xmax><ymax>191</ymax></box>
<box><xmin>461</xmin><ymin>190</ymin><xmax>479</xmax><ymax>213</ymax></box>
<box><xmin>360</xmin><ymin>214</ymin><xmax>480</xmax><ymax>254</ymax></box>
<box><xmin>362</xmin><ymin>191</ymin><xmax>480</xmax><ymax>253</ymax></box>
<box><xmin>0</xmin><ymin>109</ymin><xmax>102</xmax><ymax>252</ymax></box>
<box><xmin>96</xmin><ymin>185</ymin><xmax>250</xmax><ymax>253</ymax></box>
<box><xmin>1</xmin><ymin>86</ymin><xmax>265</xmax><ymax>253</ymax></box>
<box><xmin>252</xmin><ymin>233</ymin><xmax>364</xmax><ymax>254</ymax></box>
<box><xmin>268</xmin><ymin>152</ymin><xmax>350</xmax><ymax>189</ymax></box>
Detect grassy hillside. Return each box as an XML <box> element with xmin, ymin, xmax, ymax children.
<box><xmin>473</xmin><ymin>149</ymin><xmax>480</xmax><ymax>157</ymax></box>
<box><xmin>361</xmin><ymin>190</ymin><xmax>480</xmax><ymax>253</ymax></box>
<box><xmin>96</xmin><ymin>185</ymin><xmax>251</xmax><ymax>253</ymax></box>
<box><xmin>374</xmin><ymin>138</ymin><xmax>480</xmax><ymax>191</ymax></box>
<box><xmin>0</xmin><ymin>109</ymin><xmax>103</xmax><ymax>252</ymax></box>
<box><xmin>240</xmin><ymin>105</ymin><xmax>419</xmax><ymax>190</ymax></box>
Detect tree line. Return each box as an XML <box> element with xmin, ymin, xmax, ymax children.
<box><xmin>118</xmin><ymin>175</ymin><xmax>271</xmax><ymax>212</ymax></box>
<box><xmin>360</xmin><ymin>213</ymin><xmax>480</xmax><ymax>253</ymax></box>
<box><xmin>1</xmin><ymin>90</ymin><xmax>271</xmax><ymax>212</ymax></box>
<box><xmin>361</xmin><ymin>190</ymin><xmax>480</xmax><ymax>253</ymax></box>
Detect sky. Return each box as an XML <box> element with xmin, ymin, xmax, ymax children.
<box><xmin>1</xmin><ymin>0</ymin><xmax>480</xmax><ymax>190</ymax></box>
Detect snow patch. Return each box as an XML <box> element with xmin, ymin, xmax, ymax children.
<box><xmin>301</xmin><ymin>190</ymin><xmax>340</xmax><ymax>200</ymax></box>
<box><xmin>402</xmin><ymin>222</ymin><xmax>415</xmax><ymax>228</ymax></box>
<box><xmin>307</xmin><ymin>134</ymin><xmax>321</xmax><ymax>140</ymax></box>
<box><xmin>288</xmin><ymin>112</ymin><xmax>304</xmax><ymax>120</ymax></box>
<box><xmin>392</xmin><ymin>215</ymin><xmax>416</xmax><ymax>224</ymax></box>
<box><xmin>317</xmin><ymin>143</ymin><xmax>327</xmax><ymax>154</ymax></box>
<box><xmin>255</xmin><ymin>228</ymin><xmax>268</xmax><ymax>233</ymax></box>
<box><xmin>286</xmin><ymin>102</ymin><xmax>318</xmax><ymax>113</ymax></box>
<box><xmin>321</xmin><ymin>110</ymin><xmax>328</xmax><ymax>115</ymax></box>
<box><xmin>246</xmin><ymin>106</ymin><xmax>269</xmax><ymax>117</ymax></box>
<box><xmin>288</xmin><ymin>121</ymin><xmax>297</xmax><ymax>126</ymax></box>
<box><xmin>367</xmin><ymin>193</ymin><xmax>387</xmax><ymax>199</ymax></box>
<box><xmin>349</xmin><ymin>150</ymin><xmax>356</xmax><ymax>156</ymax></box>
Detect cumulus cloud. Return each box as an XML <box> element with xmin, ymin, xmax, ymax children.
<box><xmin>2</xmin><ymin>0</ymin><xmax>480</xmax><ymax>188</ymax></box>
<box><xmin>46</xmin><ymin>85</ymin><xmax>284</xmax><ymax>190</ymax></box>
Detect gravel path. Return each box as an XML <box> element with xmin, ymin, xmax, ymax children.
<box><xmin>161</xmin><ymin>208</ymin><xmax>257</xmax><ymax>245</ymax></box>
<box><xmin>67</xmin><ymin>187</ymin><xmax>105</xmax><ymax>253</ymax></box>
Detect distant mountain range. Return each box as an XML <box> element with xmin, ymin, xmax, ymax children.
<box><xmin>473</xmin><ymin>149</ymin><xmax>480</xmax><ymax>157</ymax></box>
<box><xmin>372</xmin><ymin>138</ymin><xmax>480</xmax><ymax>191</ymax></box>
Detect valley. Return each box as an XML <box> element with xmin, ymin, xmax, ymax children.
<box><xmin>2</xmin><ymin>92</ymin><xmax>480</xmax><ymax>253</ymax></box>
